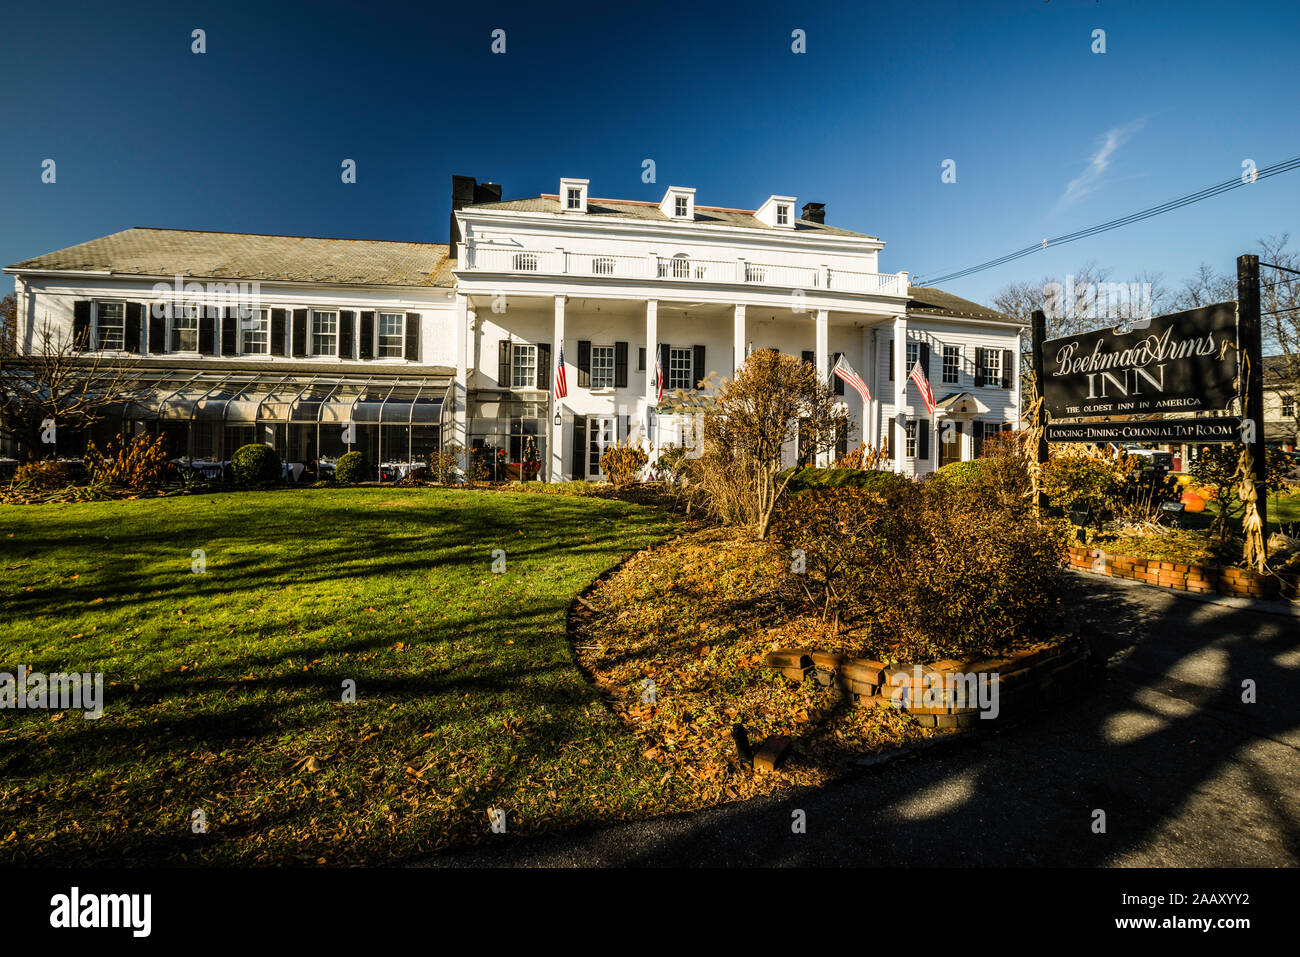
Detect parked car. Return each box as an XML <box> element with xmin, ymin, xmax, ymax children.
<box><xmin>1123</xmin><ymin>446</ymin><xmax>1174</xmax><ymax>473</ymax></box>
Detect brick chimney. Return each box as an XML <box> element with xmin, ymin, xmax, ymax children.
<box><xmin>450</xmin><ymin>176</ymin><xmax>503</xmax><ymax>249</ymax></box>
<box><xmin>801</xmin><ymin>202</ymin><xmax>825</xmax><ymax>225</ymax></box>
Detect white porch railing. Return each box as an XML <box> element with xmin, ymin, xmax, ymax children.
<box><xmin>463</xmin><ymin>243</ymin><xmax>908</xmax><ymax>296</ymax></box>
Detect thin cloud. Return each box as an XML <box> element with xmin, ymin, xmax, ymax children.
<box><xmin>1056</xmin><ymin>120</ymin><xmax>1146</xmax><ymax>210</ymax></box>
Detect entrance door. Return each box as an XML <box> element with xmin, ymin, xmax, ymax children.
<box><xmin>940</xmin><ymin>419</ymin><xmax>963</xmax><ymax>467</ymax></box>
<box><xmin>586</xmin><ymin>416</ymin><xmax>616</xmax><ymax>479</ymax></box>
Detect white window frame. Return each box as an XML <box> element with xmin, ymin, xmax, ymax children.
<box><xmin>674</xmin><ymin>195</ymin><xmax>688</xmax><ymax>217</ymax></box>
<box><xmin>311</xmin><ymin>309</ymin><xmax>338</xmax><ymax>357</ymax></box>
<box><xmin>242</xmin><ymin>307</ymin><xmax>270</xmax><ymax>355</ymax></box>
<box><xmin>93</xmin><ymin>300</ymin><xmax>126</xmax><ymax>351</ymax></box>
<box><xmin>512</xmin><ymin>343</ymin><xmax>538</xmax><ymax>389</ymax></box>
<box><xmin>776</xmin><ymin>204</ymin><xmax>790</xmax><ymax>226</ymax></box>
<box><xmin>982</xmin><ymin>349</ymin><xmax>1002</xmax><ymax>387</ymax></box>
<box><xmin>590</xmin><ymin>344</ymin><xmax>615</xmax><ymax>389</ymax></box>
<box><xmin>668</xmin><ymin>346</ymin><xmax>693</xmax><ymax>391</ymax></box>
<box><xmin>942</xmin><ymin>344</ymin><xmax>960</xmax><ymax>385</ymax></box>
<box><xmin>906</xmin><ymin>341</ymin><xmax>919</xmax><ymax>370</ymax></box>
<box><xmin>566</xmin><ymin>187</ymin><xmax>583</xmax><ymax>210</ymax></box>
<box><xmin>378</xmin><ymin>312</ymin><xmax>404</xmax><ymax>358</ymax></box>
<box><xmin>905</xmin><ymin>419</ymin><xmax>918</xmax><ymax>458</ymax></box>
<box><xmin>170</xmin><ymin>302</ymin><xmax>199</xmax><ymax>353</ymax></box>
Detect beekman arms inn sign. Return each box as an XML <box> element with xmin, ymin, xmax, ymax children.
<box><xmin>1030</xmin><ymin>254</ymin><xmax>1269</xmax><ymax>528</ymax></box>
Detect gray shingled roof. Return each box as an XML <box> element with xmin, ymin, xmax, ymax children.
<box><xmin>7</xmin><ymin>228</ymin><xmax>454</xmax><ymax>287</ymax></box>
<box><xmin>907</xmin><ymin>285</ymin><xmax>1020</xmax><ymax>324</ymax></box>
<box><xmin>465</xmin><ymin>196</ymin><xmax>877</xmax><ymax>239</ymax></box>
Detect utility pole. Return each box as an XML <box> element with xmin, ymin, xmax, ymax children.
<box><xmin>1031</xmin><ymin>309</ymin><xmax>1050</xmax><ymax>512</ymax></box>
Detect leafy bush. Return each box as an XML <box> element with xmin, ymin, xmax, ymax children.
<box><xmin>84</xmin><ymin>432</ymin><xmax>169</xmax><ymax>489</ymax></box>
<box><xmin>12</xmin><ymin>459</ymin><xmax>72</xmax><ymax>491</ymax></box>
<box><xmin>599</xmin><ymin>439</ymin><xmax>649</xmax><ymax>488</ymax></box>
<box><xmin>781</xmin><ymin>467</ymin><xmax>909</xmax><ymax>496</ymax></box>
<box><xmin>230</xmin><ymin>444</ymin><xmax>281</xmax><ymax>486</ymax></box>
<box><xmin>334</xmin><ymin>451</ymin><xmax>369</xmax><ymax>485</ymax></box>
<box><xmin>932</xmin><ymin>459</ymin><xmax>986</xmax><ymax>488</ymax></box>
<box><xmin>1040</xmin><ymin>449</ymin><xmax>1125</xmax><ymax>519</ymax></box>
<box><xmin>773</xmin><ymin>481</ymin><xmax>1069</xmax><ymax>660</ymax></box>
<box><xmin>427</xmin><ymin>445</ymin><xmax>462</xmax><ymax>485</ymax></box>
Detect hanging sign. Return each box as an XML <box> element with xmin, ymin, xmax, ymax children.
<box><xmin>1045</xmin><ymin>416</ymin><xmax>1241</xmax><ymax>444</ymax></box>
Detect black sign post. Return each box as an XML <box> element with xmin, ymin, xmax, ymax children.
<box><xmin>1237</xmin><ymin>254</ymin><xmax>1267</xmax><ymax>535</ymax></box>
<box><xmin>1031</xmin><ymin>309</ymin><xmax>1049</xmax><ymax>512</ymax></box>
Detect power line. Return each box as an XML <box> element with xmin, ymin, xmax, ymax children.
<box><xmin>916</xmin><ymin>155</ymin><xmax>1300</xmax><ymax>286</ymax></box>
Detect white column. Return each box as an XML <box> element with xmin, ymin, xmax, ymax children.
<box><xmin>453</xmin><ymin>294</ymin><xmax>470</xmax><ymax>472</ymax></box>
<box><xmin>550</xmin><ymin>295</ymin><xmax>566</xmax><ymax>482</ymax></box>
<box><xmin>893</xmin><ymin>314</ymin><xmax>908</xmax><ymax>475</ymax></box>
<box><xmin>733</xmin><ymin>304</ymin><xmax>746</xmax><ymax>377</ymax></box>
<box><xmin>815</xmin><ymin>309</ymin><xmax>829</xmax><ymax>466</ymax></box>
<box><xmin>645</xmin><ymin>300</ymin><xmax>658</xmax><ymax>454</ymax></box>
<box><xmin>860</xmin><ymin>325</ymin><xmax>871</xmax><ymax>454</ymax></box>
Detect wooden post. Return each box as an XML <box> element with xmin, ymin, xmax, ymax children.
<box><xmin>1237</xmin><ymin>254</ymin><xmax>1267</xmax><ymax>535</ymax></box>
<box><xmin>1031</xmin><ymin>309</ymin><xmax>1050</xmax><ymax>511</ymax></box>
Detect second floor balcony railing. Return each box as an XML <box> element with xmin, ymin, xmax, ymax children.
<box><xmin>461</xmin><ymin>244</ymin><xmax>908</xmax><ymax>297</ymax></box>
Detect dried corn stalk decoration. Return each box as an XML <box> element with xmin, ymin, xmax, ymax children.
<box><xmin>1234</xmin><ymin>351</ymin><xmax>1267</xmax><ymax>573</ymax></box>
<box><xmin>1022</xmin><ymin>369</ymin><xmax>1046</xmax><ymax>517</ymax></box>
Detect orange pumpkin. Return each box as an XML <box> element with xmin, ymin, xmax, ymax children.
<box><xmin>1180</xmin><ymin>492</ymin><xmax>1206</xmax><ymax>513</ymax></box>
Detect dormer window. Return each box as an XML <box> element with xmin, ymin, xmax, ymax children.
<box><xmin>659</xmin><ymin>186</ymin><xmax>696</xmax><ymax>221</ymax></box>
<box><xmin>559</xmin><ymin>177</ymin><xmax>589</xmax><ymax>213</ymax></box>
<box><xmin>756</xmin><ymin>194</ymin><xmax>797</xmax><ymax>229</ymax></box>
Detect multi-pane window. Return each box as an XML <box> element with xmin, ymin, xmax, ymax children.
<box><xmin>378</xmin><ymin>312</ymin><xmax>404</xmax><ymax>358</ymax></box>
<box><xmin>905</xmin><ymin>420</ymin><xmax>918</xmax><ymax>457</ymax></box>
<box><xmin>311</xmin><ymin>310</ymin><xmax>337</xmax><ymax>356</ymax></box>
<box><xmin>982</xmin><ymin>349</ymin><xmax>1001</xmax><ymax>386</ymax></box>
<box><xmin>776</xmin><ymin>204</ymin><xmax>789</xmax><ymax>225</ymax></box>
<box><xmin>591</xmin><ymin>345</ymin><xmax>615</xmax><ymax>389</ymax></box>
<box><xmin>567</xmin><ymin>187</ymin><xmax>582</xmax><ymax>210</ymax></box>
<box><xmin>906</xmin><ymin>341</ymin><xmax>919</xmax><ymax>371</ymax></box>
<box><xmin>171</xmin><ymin>303</ymin><xmax>198</xmax><ymax>352</ymax></box>
<box><xmin>669</xmin><ymin>347</ymin><xmax>693</xmax><ymax>390</ymax></box>
<box><xmin>1283</xmin><ymin>396</ymin><xmax>1295</xmax><ymax>418</ymax></box>
<box><xmin>95</xmin><ymin>301</ymin><xmax>125</xmax><ymax>350</ymax></box>
<box><xmin>512</xmin><ymin>343</ymin><xmax>537</xmax><ymax>388</ymax></box>
<box><xmin>242</xmin><ymin>308</ymin><xmax>269</xmax><ymax>354</ymax></box>
<box><xmin>942</xmin><ymin>345</ymin><xmax>960</xmax><ymax>384</ymax></box>
<box><xmin>674</xmin><ymin>195</ymin><xmax>688</xmax><ymax>217</ymax></box>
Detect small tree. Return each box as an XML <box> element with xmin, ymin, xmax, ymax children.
<box><xmin>701</xmin><ymin>349</ymin><xmax>851</xmax><ymax>539</ymax></box>
<box><xmin>0</xmin><ymin>317</ymin><xmax>137</xmax><ymax>460</ymax></box>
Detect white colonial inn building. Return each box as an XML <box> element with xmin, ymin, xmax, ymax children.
<box><xmin>4</xmin><ymin>174</ymin><xmax>1024</xmax><ymax>481</ymax></box>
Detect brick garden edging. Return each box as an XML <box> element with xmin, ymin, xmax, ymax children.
<box><xmin>1066</xmin><ymin>545</ymin><xmax>1300</xmax><ymax>601</ymax></box>
<box><xmin>764</xmin><ymin>637</ymin><xmax>1089</xmax><ymax>735</ymax></box>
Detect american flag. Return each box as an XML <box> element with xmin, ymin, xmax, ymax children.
<box><xmin>909</xmin><ymin>359</ymin><xmax>936</xmax><ymax>415</ymax></box>
<box><xmin>655</xmin><ymin>353</ymin><xmax>664</xmax><ymax>406</ymax></box>
<box><xmin>831</xmin><ymin>354</ymin><xmax>871</xmax><ymax>404</ymax></box>
<box><xmin>554</xmin><ymin>346</ymin><xmax>567</xmax><ymax>400</ymax></box>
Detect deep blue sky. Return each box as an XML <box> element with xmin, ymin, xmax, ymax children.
<box><xmin>2</xmin><ymin>0</ymin><xmax>1297</xmax><ymax>306</ymax></box>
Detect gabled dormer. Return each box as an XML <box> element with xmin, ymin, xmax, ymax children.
<box><xmin>755</xmin><ymin>194</ymin><xmax>797</xmax><ymax>229</ymax></box>
<box><xmin>560</xmin><ymin>178</ymin><xmax>589</xmax><ymax>213</ymax></box>
<box><xmin>659</xmin><ymin>186</ymin><xmax>695</xmax><ymax>221</ymax></box>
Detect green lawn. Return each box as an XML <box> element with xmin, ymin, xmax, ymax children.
<box><xmin>0</xmin><ymin>488</ymin><xmax>680</xmax><ymax>865</ymax></box>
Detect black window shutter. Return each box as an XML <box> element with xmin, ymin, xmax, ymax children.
<box><xmin>832</xmin><ymin>352</ymin><xmax>844</xmax><ymax>394</ymax></box>
<box><xmin>918</xmin><ymin>419</ymin><xmax>930</xmax><ymax>461</ymax></box>
<box><xmin>358</xmin><ymin>311</ymin><xmax>374</xmax><ymax>359</ymax></box>
<box><xmin>537</xmin><ymin>342</ymin><xmax>551</xmax><ymax>391</ymax></box>
<box><xmin>1001</xmin><ymin>349</ymin><xmax>1014</xmax><ymax>389</ymax></box>
<box><xmin>271</xmin><ymin>309</ymin><xmax>288</xmax><ymax>356</ymax></box>
<box><xmin>614</xmin><ymin>341</ymin><xmax>628</xmax><ymax>388</ymax></box>
<box><xmin>637</xmin><ymin>347</ymin><xmax>645</xmax><ymax>372</ymax></box>
<box><xmin>888</xmin><ymin>340</ymin><xmax>894</xmax><ymax>380</ymax></box>
<box><xmin>801</xmin><ymin>349</ymin><xmax>814</xmax><ymax>366</ymax></box>
<box><xmin>692</xmin><ymin>345</ymin><xmax>705</xmax><ymax>388</ymax></box>
<box><xmin>221</xmin><ymin>307</ymin><xmax>237</xmax><ymax>356</ymax></box>
<box><xmin>919</xmin><ymin>342</ymin><xmax>931</xmax><ymax>381</ymax></box>
<box><xmin>291</xmin><ymin>309</ymin><xmax>308</xmax><ymax>357</ymax></box>
<box><xmin>339</xmin><ymin>310</ymin><xmax>355</xmax><ymax>359</ymax></box>
<box><xmin>125</xmin><ymin>302</ymin><xmax>143</xmax><ymax>353</ymax></box>
<box><xmin>73</xmin><ymin>301</ymin><xmax>90</xmax><ymax>349</ymax></box>
<box><xmin>199</xmin><ymin>307</ymin><xmax>218</xmax><ymax>356</ymax></box>
<box><xmin>405</xmin><ymin>313</ymin><xmax>421</xmax><ymax>361</ymax></box>
<box><xmin>148</xmin><ymin>305</ymin><xmax>166</xmax><ymax>354</ymax></box>
<box><xmin>836</xmin><ymin>421</ymin><xmax>849</xmax><ymax>459</ymax></box>
<box><xmin>498</xmin><ymin>340</ymin><xmax>511</xmax><ymax>386</ymax></box>
<box><xmin>577</xmin><ymin>340</ymin><xmax>591</xmax><ymax>388</ymax></box>
<box><xmin>571</xmin><ymin>416</ymin><xmax>587</xmax><ymax>480</ymax></box>
<box><xmin>975</xmin><ymin>347</ymin><xmax>986</xmax><ymax>386</ymax></box>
